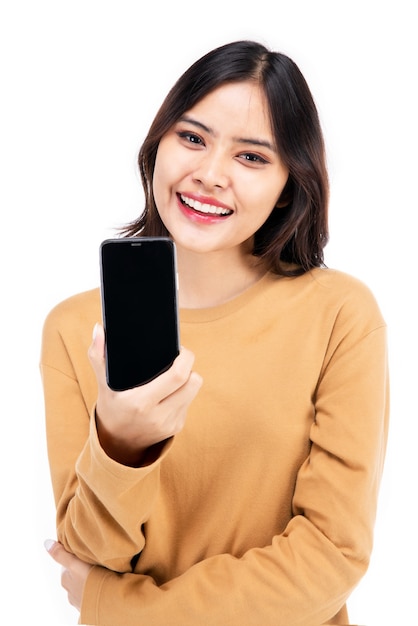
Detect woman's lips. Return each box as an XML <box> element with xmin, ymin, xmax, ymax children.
<box><xmin>178</xmin><ymin>193</ymin><xmax>233</xmax><ymax>218</ymax></box>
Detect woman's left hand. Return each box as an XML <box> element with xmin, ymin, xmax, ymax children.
<box><xmin>44</xmin><ymin>540</ymin><xmax>93</xmax><ymax>611</ymax></box>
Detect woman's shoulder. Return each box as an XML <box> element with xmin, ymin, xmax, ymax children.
<box><xmin>265</xmin><ymin>266</ymin><xmax>386</xmax><ymax>330</ymax></box>
<box><xmin>43</xmin><ymin>287</ymin><xmax>101</xmax><ymax>334</ymax></box>
<box><xmin>308</xmin><ymin>266</ymin><xmax>377</xmax><ymax>297</ymax></box>
<box><xmin>268</xmin><ymin>266</ymin><xmax>379</xmax><ymax>302</ymax></box>
<box><xmin>41</xmin><ymin>288</ymin><xmax>101</xmax><ymax>371</ymax></box>
<box><xmin>306</xmin><ymin>267</ymin><xmax>386</xmax><ymax>328</ymax></box>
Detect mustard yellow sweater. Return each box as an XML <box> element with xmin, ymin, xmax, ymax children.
<box><xmin>40</xmin><ymin>269</ymin><xmax>389</xmax><ymax>626</ymax></box>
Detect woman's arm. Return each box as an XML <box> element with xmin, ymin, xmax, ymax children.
<box><xmin>40</xmin><ymin>293</ymin><xmax>201</xmax><ymax>571</ymax></box>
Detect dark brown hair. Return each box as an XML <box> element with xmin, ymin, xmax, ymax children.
<box><xmin>122</xmin><ymin>40</ymin><xmax>329</xmax><ymax>276</ymax></box>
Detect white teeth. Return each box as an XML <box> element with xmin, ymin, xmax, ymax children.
<box><xmin>180</xmin><ymin>195</ymin><xmax>231</xmax><ymax>216</ymax></box>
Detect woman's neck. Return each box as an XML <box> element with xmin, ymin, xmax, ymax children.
<box><xmin>176</xmin><ymin>247</ymin><xmax>266</xmax><ymax>309</ymax></box>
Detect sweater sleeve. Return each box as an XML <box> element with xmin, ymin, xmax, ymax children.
<box><xmin>40</xmin><ymin>298</ymin><xmax>173</xmax><ymax>572</ymax></box>
<box><xmin>80</xmin><ymin>295</ymin><xmax>389</xmax><ymax>625</ymax></box>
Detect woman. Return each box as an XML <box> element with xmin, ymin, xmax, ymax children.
<box><xmin>41</xmin><ymin>40</ymin><xmax>389</xmax><ymax>625</ymax></box>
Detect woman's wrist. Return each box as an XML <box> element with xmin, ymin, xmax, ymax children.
<box><xmin>95</xmin><ymin>411</ymin><xmax>167</xmax><ymax>467</ymax></box>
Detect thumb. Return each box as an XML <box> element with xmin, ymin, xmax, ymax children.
<box><xmin>44</xmin><ymin>539</ymin><xmax>76</xmax><ymax>569</ymax></box>
<box><xmin>87</xmin><ymin>323</ymin><xmax>106</xmax><ymax>380</ymax></box>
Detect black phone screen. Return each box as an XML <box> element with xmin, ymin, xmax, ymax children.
<box><xmin>100</xmin><ymin>237</ymin><xmax>180</xmax><ymax>391</ymax></box>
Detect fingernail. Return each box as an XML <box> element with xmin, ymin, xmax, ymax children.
<box><xmin>92</xmin><ymin>323</ymin><xmax>99</xmax><ymax>341</ymax></box>
<box><xmin>44</xmin><ymin>539</ymin><xmax>56</xmax><ymax>552</ymax></box>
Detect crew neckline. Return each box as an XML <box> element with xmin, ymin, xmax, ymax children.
<box><xmin>179</xmin><ymin>272</ymin><xmax>280</xmax><ymax>323</ymax></box>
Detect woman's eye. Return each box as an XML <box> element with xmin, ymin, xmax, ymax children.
<box><xmin>240</xmin><ymin>153</ymin><xmax>269</xmax><ymax>164</ymax></box>
<box><xmin>177</xmin><ymin>131</ymin><xmax>204</xmax><ymax>146</ymax></box>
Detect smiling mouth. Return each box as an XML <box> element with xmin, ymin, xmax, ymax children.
<box><xmin>179</xmin><ymin>194</ymin><xmax>233</xmax><ymax>216</ymax></box>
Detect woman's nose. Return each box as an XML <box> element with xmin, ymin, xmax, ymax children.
<box><xmin>192</xmin><ymin>150</ymin><xmax>229</xmax><ymax>190</ymax></box>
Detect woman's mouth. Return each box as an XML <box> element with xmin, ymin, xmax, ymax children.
<box><xmin>179</xmin><ymin>194</ymin><xmax>233</xmax><ymax>217</ymax></box>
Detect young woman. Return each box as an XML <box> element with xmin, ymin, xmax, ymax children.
<box><xmin>41</xmin><ymin>40</ymin><xmax>389</xmax><ymax>625</ymax></box>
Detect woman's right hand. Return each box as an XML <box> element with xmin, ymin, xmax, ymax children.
<box><xmin>88</xmin><ymin>323</ymin><xmax>203</xmax><ymax>466</ymax></box>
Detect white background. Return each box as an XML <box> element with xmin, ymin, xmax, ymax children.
<box><xmin>1</xmin><ymin>1</ymin><xmax>416</xmax><ymax>624</ymax></box>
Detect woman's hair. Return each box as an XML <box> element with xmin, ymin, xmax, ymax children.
<box><xmin>122</xmin><ymin>40</ymin><xmax>329</xmax><ymax>276</ymax></box>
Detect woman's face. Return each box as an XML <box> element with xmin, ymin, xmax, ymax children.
<box><xmin>152</xmin><ymin>81</ymin><xmax>289</xmax><ymax>258</ymax></box>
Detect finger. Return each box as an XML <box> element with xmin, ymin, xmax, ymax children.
<box><xmin>44</xmin><ymin>539</ymin><xmax>78</xmax><ymax>570</ymax></box>
<box><xmin>161</xmin><ymin>370</ymin><xmax>203</xmax><ymax>412</ymax></box>
<box><xmin>143</xmin><ymin>347</ymin><xmax>198</xmax><ymax>404</ymax></box>
<box><xmin>111</xmin><ymin>347</ymin><xmax>197</xmax><ymax>408</ymax></box>
<box><xmin>87</xmin><ymin>323</ymin><xmax>107</xmax><ymax>384</ymax></box>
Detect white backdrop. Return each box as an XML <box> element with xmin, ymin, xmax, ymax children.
<box><xmin>1</xmin><ymin>1</ymin><xmax>416</xmax><ymax>624</ymax></box>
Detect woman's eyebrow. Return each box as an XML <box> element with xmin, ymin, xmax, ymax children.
<box><xmin>178</xmin><ymin>115</ymin><xmax>276</xmax><ymax>152</ymax></box>
<box><xmin>235</xmin><ymin>137</ymin><xmax>276</xmax><ymax>152</ymax></box>
<box><xmin>179</xmin><ymin>116</ymin><xmax>212</xmax><ymax>134</ymax></box>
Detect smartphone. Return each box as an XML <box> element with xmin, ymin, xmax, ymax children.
<box><xmin>100</xmin><ymin>237</ymin><xmax>180</xmax><ymax>391</ymax></box>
